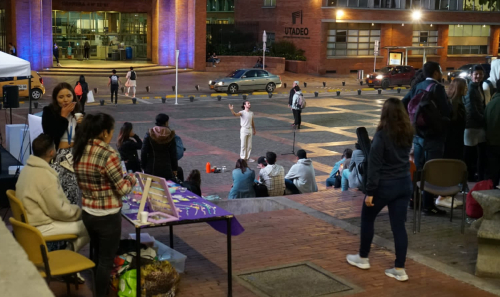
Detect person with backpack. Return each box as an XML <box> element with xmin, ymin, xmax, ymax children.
<box><xmin>402</xmin><ymin>61</ymin><xmax>451</xmax><ymax>216</ymax></box>
<box><xmin>482</xmin><ymin>59</ymin><xmax>499</xmax><ymax>105</ymax></box>
<box><xmin>74</xmin><ymin>75</ymin><xmax>89</xmax><ymax>113</ymax></box>
<box><xmin>347</xmin><ymin>98</ymin><xmax>413</xmax><ymax>282</ymax></box>
<box><xmin>463</xmin><ymin>65</ymin><xmax>487</xmax><ymax>182</ymax></box>
<box><xmin>125</xmin><ymin>67</ymin><xmax>137</xmax><ymax>98</ymax></box>
<box><xmin>291</xmin><ymin>85</ymin><xmax>305</xmax><ymax>129</ymax></box>
<box><xmin>107</xmin><ymin>69</ymin><xmax>121</xmax><ymax>104</ymax></box>
<box><xmin>288</xmin><ymin>81</ymin><xmax>299</xmax><ymax>126</ymax></box>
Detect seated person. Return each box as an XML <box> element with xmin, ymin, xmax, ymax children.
<box><xmin>15</xmin><ymin>134</ymin><xmax>89</xmax><ymax>252</ymax></box>
<box><xmin>285</xmin><ymin>149</ymin><xmax>318</xmax><ymax>194</ymax></box>
<box><xmin>326</xmin><ymin>148</ymin><xmax>353</xmax><ymax>187</ymax></box>
<box><xmin>229</xmin><ymin>159</ymin><xmax>256</xmax><ymax>199</ymax></box>
<box><xmin>181</xmin><ymin>169</ymin><xmax>202</xmax><ymax>197</ymax></box>
<box><xmin>344</xmin><ymin>144</ymin><xmax>365</xmax><ymax>191</ymax></box>
<box><xmin>254</xmin><ymin>57</ymin><xmax>264</xmax><ymax>68</ymax></box>
<box><xmin>258</xmin><ymin>152</ymin><xmax>285</xmax><ymax>196</ymax></box>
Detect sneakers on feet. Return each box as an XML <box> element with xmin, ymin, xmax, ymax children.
<box><xmin>346</xmin><ymin>254</ymin><xmax>370</xmax><ymax>270</ymax></box>
<box><xmin>385</xmin><ymin>268</ymin><xmax>408</xmax><ymax>281</ymax></box>
<box><xmin>423</xmin><ymin>206</ymin><xmax>447</xmax><ymax>216</ymax></box>
<box><xmin>247</xmin><ymin>158</ymin><xmax>255</xmax><ymax>163</ymax></box>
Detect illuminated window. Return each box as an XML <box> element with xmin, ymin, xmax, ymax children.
<box><xmin>412</xmin><ymin>25</ymin><xmax>438</xmax><ymax>55</ymax></box>
<box><xmin>264</xmin><ymin>0</ymin><xmax>276</xmax><ymax>7</ymax></box>
<box><xmin>327</xmin><ymin>23</ymin><xmax>380</xmax><ymax>57</ymax></box>
<box><xmin>448</xmin><ymin>25</ymin><xmax>490</xmax><ymax>55</ymax></box>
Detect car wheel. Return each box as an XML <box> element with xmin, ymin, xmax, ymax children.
<box><xmin>266</xmin><ymin>82</ymin><xmax>276</xmax><ymax>93</ymax></box>
<box><xmin>31</xmin><ymin>88</ymin><xmax>43</xmax><ymax>100</ymax></box>
<box><xmin>228</xmin><ymin>84</ymin><xmax>238</xmax><ymax>94</ymax></box>
<box><xmin>381</xmin><ymin>80</ymin><xmax>390</xmax><ymax>89</ymax></box>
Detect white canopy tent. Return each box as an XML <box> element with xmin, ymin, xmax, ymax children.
<box><xmin>0</xmin><ymin>51</ymin><xmax>33</xmax><ymax>113</ymax></box>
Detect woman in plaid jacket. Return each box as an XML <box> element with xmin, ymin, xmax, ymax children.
<box><xmin>73</xmin><ymin>113</ymin><xmax>136</xmax><ymax>297</ymax></box>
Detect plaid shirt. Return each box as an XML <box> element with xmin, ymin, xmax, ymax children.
<box><xmin>75</xmin><ymin>139</ymin><xmax>135</xmax><ymax>210</ymax></box>
<box><xmin>259</xmin><ymin>164</ymin><xmax>285</xmax><ymax>196</ymax></box>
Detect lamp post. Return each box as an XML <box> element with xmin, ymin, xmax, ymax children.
<box><xmin>262</xmin><ymin>30</ymin><xmax>267</xmax><ymax>70</ymax></box>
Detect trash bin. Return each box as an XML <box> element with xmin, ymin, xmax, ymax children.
<box><xmin>357</xmin><ymin>70</ymin><xmax>364</xmax><ymax>80</ymax></box>
<box><xmin>126</xmin><ymin>47</ymin><xmax>133</xmax><ymax>59</ymax></box>
<box><xmin>120</xmin><ymin>49</ymin><xmax>126</xmax><ymax>61</ymax></box>
<box><xmin>111</xmin><ymin>52</ymin><xmax>120</xmax><ymax>61</ymax></box>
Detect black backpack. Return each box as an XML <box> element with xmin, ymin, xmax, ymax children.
<box><xmin>130</xmin><ymin>71</ymin><xmax>136</xmax><ymax>80</ymax></box>
<box><xmin>485</xmin><ymin>79</ymin><xmax>497</xmax><ymax>97</ymax></box>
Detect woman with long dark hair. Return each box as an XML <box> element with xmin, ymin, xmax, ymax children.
<box><xmin>117</xmin><ymin>122</ymin><xmax>142</xmax><ymax>173</ymax></box>
<box><xmin>42</xmin><ymin>82</ymin><xmax>82</xmax><ymax>207</ymax></box>
<box><xmin>75</xmin><ymin>75</ymin><xmax>89</xmax><ymax>112</ymax></box>
<box><xmin>181</xmin><ymin>169</ymin><xmax>202</xmax><ymax>196</ymax></box>
<box><xmin>444</xmin><ymin>78</ymin><xmax>467</xmax><ymax>160</ymax></box>
<box><xmin>228</xmin><ymin>159</ymin><xmax>255</xmax><ymax>199</ymax></box>
<box><xmin>73</xmin><ymin>113</ymin><xmax>136</xmax><ymax>297</ymax></box>
<box><xmin>347</xmin><ymin>98</ymin><xmax>413</xmax><ymax>282</ymax></box>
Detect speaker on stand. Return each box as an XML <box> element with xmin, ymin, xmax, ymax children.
<box><xmin>3</xmin><ymin>85</ymin><xmax>20</xmax><ymax>124</ymax></box>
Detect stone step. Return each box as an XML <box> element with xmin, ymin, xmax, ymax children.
<box><xmin>38</xmin><ymin>68</ymin><xmax>192</xmax><ymax>77</ymax></box>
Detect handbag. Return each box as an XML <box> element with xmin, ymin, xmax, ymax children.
<box><xmin>333</xmin><ymin>170</ymin><xmax>341</xmax><ymax>188</ymax></box>
<box><xmin>87</xmin><ymin>90</ymin><xmax>95</xmax><ymax>103</ymax></box>
<box><xmin>254</xmin><ymin>183</ymin><xmax>269</xmax><ymax>197</ymax></box>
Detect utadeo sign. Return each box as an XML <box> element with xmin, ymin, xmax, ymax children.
<box><xmin>284</xmin><ymin>10</ymin><xmax>310</xmax><ymax>39</ymax></box>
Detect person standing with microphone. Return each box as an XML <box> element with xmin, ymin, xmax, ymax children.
<box><xmin>229</xmin><ymin>101</ymin><xmax>256</xmax><ymax>162</ymax></box>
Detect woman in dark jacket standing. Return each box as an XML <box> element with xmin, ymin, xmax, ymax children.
<box><xmin>463</xmin><ymin>65</ymin><xmax>487</xmax><ymax>181</ymax></box>
<box><xmin>347</xmin><ymin>98</ymin><xmax>413</xmax><ymax>282</ymax></box>
<box><xmin>75</xmin><ymin>75</ymin><xmax>89</xmax><ymax>113</ymax></box>
<box><xmin>444</xmin><ymin>78</ymin><xmax>467</xmax><ymax>160</ymax></box>
<box><xmin>141</xmin><ymin>113</ymin><xmax>178</xmax><ymax>180</ymax></box>
<box><xmin>117</xmin><ymin>122</ymin><xmax>142</xmax><ymax>173</ymax></box>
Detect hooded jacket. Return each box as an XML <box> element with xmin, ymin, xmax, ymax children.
<box><xmin>291</xmin><ymin>91</ymin><xmax>303</xmax><ymax>110</ymax></box>
<box><xmin>483</xmin><ymin>59</ymin><xmax>499</xmax><ymax>104</ymax></box>
<box><xmin>15</xmin><ymin>155</ymin><xmax>81</xmax><ymax>226</ymax></box>
<box><xmin>259</xmin><ymin>164</ymin><xmax>285</xmax><ymax>196</ymax></box>
<box><xmin>141</xmin><ymin>126</ymin><xmax>178</xmax><ymax>180</ymax></box>
<box><xmin>463</xmin><ymin>80</ymin><xmax>485</xmax><ymax>129</ymax></box>
<box><xmin>285</xmin><ymin>158</ymin><xmax>318</xmax><ymax>194</ymax></box>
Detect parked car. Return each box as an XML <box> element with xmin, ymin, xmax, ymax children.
<box><xmin>209</xmin><ymin>69</ymin><xmax>282</xmax><ymax>94</ymax></box>
<box><xmin>447</xmin><ymin>63</ymin><xmax>491</xmax><ymax>82</ymax></box>
<box><xmin>365</xmin><ymin>66</ymin><xmax>416</xmax><ymax>89</ymax></box>
<box><xmin>0</xmin><ymin>71</ymin><xmax>45</xmax><ymax>100</ymax></box>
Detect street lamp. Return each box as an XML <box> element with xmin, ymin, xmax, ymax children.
<box><xmin>412</xmin><ymin>10</ymin><xmax>422</xmax><ymax>21</ymax></box>
<box><xmin>262</xmin><ymin>30</ymin><xmax>267</xmax><ymax>70</ymax></box>
<box><xmin>336</xmin><ymin>10</ymin><xmax>344</xmax><ymax>18</ymax></box>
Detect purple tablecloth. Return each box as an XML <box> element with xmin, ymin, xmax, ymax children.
<box><xmin>122</xmin><ymin>184</ymin><xmax>244</xmax><ymax>236</ymax></box>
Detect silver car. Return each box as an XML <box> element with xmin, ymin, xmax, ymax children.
<box><xmin>209</xmin><ymin>69</ymin><xmax>282</xmax><ymax>94</ymax></box>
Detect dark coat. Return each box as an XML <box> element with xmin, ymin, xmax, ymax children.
<box><xmin>141</xmin><ymin>127</ymin><xmax>178</xmax><ymax>181</ymax></box>
<box><xmin>444</xmin><ymin>96</ymin><xmax>466</xmax><ymax>159</ymax></box>
<box><xmin>288</xmin><ymin>88</ymin><xmax>295</xmax><ymax>106</ymax></box>
<box><xmin>42</xmin><ymin>106</ymin><xmax>69</xmax><ymax>149</ymax></box>
<box><xmin>463</xmin><ymin>80</ymin><xmax>485</xmax><ymax>129</ymax></box>
<box><xmin>181</xmin><ymin>180</ymin><xmax>202</xmax><ymax>196</ymax></box>
<box><xmin>118</xmin><ymin>135</ymin><xmax>143</xmax><ymax>173</ymax></box>
<box><xmin>75</xmin><ymin>81</ymin><xmax>89</xmax><ymax>102</ymax></box>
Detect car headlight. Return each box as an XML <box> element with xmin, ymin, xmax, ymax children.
<box><xmin>459</xmin><ymin>72</ymin><xmax>467</xmax><ymax>78</ymax></box>
<box><xmin>376</xmin><ymin>75</ymin><xmax>383</xmax><ymax>80</ymax></box>
<box><xmin>217</xmin><ymin>81</ymin><xmax>224</xmax><ymax>86</ymax></box>
<box><xmin>447</xmin><ymin>72</ymin><xmax>451</xmax><ymax>76</ymax></box>
<box><xmin>366</xmin><ymin>74</ymin><xmax>370</xmax><ymax>78</ymax></box>
<box><xmin>209</xmin><ymin>80</ymin><xmax>212</xmax><ymax>84</ymax></box>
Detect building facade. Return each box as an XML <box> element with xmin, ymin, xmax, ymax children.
<box><xmin>235</xmin><ymin>0</ymin><xmax>500</xmax><ymax>74</ymax></box>
<box><xmin>1</xmin><ymin>0</ymin><xmax>207</xmax><ymax>71</ymax></box>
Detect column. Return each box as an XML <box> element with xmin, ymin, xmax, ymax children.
<box><xmin>30</xmin><ymin>0</ymin><xmax>42</xmax><ymax>70</ymax></box>
<box><xmin>489</xmin><ymin>25</ymin><xmax>500</xmax><ymax>57</ymax></box>
<box><xmin>14</xmin><ymin>0</ymin><xmax>31</xmax><ymax>63</ymax></box>
<box><xmin>176</xmin><ymin>0</ymin><xmax>189</xmax><ymax>68</ymax></box>
<box><xmin>437</xmin><ymin>24</ymin><xmax>449</xmax><ymax>69</ymax></box>
<box><xmin>189</xmin><ymin>0</ymin><xmax>206</xmax><ymax>70</ymax></box>
<box><xmin>42</xmin><ymin>0</ymin><xmax>52</xmax><ymax>69</ymax></box>
<box><xmin>380</xmin><ymin>24</ymin><xmax>392</xmax><ymax>66</ymax></box>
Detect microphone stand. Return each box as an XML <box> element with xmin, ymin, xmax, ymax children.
<box><xmin>282</xmin><ymin>125</ymin><xmax>297</xmax><ymax>156</ymax></box>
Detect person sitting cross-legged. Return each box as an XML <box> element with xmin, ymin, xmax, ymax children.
<box><xmin>15</xmin><ymin>134</ymin><xmax>89</xmax><ymax>253</ymax></box>
<box><xmin>258</xmin><ymin>152</ymin><xmax>285</xmax><ymax>196</ymax></box>
<box><xmin>285</xmin><ymin>149</ymin><xmax>318</xmax><ymax>194</ymax></box>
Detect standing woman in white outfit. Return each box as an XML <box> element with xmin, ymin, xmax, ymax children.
<box><xmin>229</xmin><ymin>101</ymin><xmax>256</xmax><ymax>162</ymax></box>
<box><xmin>125</xmin><ymin>66</ymin><xmax>137</xmax><ymax>97</ymax></box>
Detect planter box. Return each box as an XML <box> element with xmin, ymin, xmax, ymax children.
<box><xmin>285</xmin><ymin>60</ymin><xmax>308</xmax><ymax>73</ymax></box>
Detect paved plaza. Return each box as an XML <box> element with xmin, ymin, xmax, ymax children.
<box><xmin>2</xmin><ymin>72</ymin><xmax>499</xmax><ymax>297</ymax></box>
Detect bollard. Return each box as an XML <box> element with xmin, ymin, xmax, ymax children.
<box><xmin>358</xmin><ymin>89</ymin><xmax>362</xmax><ymax>95</ymax></box>
<box><xmin>336</xmin><ymin>91</ymin><xmax>340</xmax><ymax>96</ymax></box>
<box><xmin>397</xmin><ymin>88</ymin><xmax>401</xmax><ymax>94</ymax></box>
<box><xmin>342</xmin><ymin>81</ymin><xmax>345</xmax><ymax>86</ymax></box>
<box><xmin>100</xmin><ymin>99</ymin><xmax>104</xmax><ymax>106</ymax></box>
<box><xmin>161</xmin><ymin>98</ymin><xmax>166</xmax><ymax>103</ymax></box>
<box><xmin>171</xmin><ymin>86</ymin><xmax>175</xmax><ymax>92</ymax></box>
<box><xmin>217</xmin><ymin>95</ymin><xmax>222</xmax><ymax>101</ymax></box>
<box><xmin>360</xmin><ymin>81</ymin><xmax>363</xmax><ymax>86</ymax></box>
<box><xmin>304</xmin><ymin>82</ymin><xmax>307</xmax><ymax>88</ymax></box>
<box><xmin>377</xmin><ymin>89</ymin><xmax>382</xmax><ymax>95</ymax></box>
<box><xmin>94</xmin><ymin>88</ymin><xmax>98</xmax><ymax>94</ymax></box>
<box><xmin>268</xmin><ymin>93</ymin><xmax>273</xmax><ymax>98</ymax></box>
<box><xmin>195</xmin><ymin>85</ymin><xmax>200</xmax><ymax>91</ymax></box>
<box><xmin>121</xmin><ymin>86</ymin><xmax>125</xmax><ymax>94</ymax></box>
<box><xmin>33</xmin><ymin>102</ymin><xmax>39</xmax><ymax>109</ymax></box>
<box><xmin>190</xmin><ymin>96</ymin><xmax>194</xmax><ymax>102</ymax></box>
<box><xmin>242</xmin><ymin>94</ymin><xmax>247</xmax><ymax>100</ymax></box>
<box><xmin>132</xmin><ymin>98</ymin><xmax>137</xmax><ymax>104</ymax></box>
<box><xmin>323</xmin><ymin>82</ymin><xmax>326</xmax><ymax>87</ymax></box>
<box><xmin>314</xmin><ymin>91</ymin><xmax>318</xmax><ymax>97</ymax></box>
<box><xmin>284</xmin><ymin>82</ymin><xmax>287</xmax><ymax>88</ymax></box>
<box><xmin>146</xmin><ymin>86</ymin><xmax>150</xmax><ymax>92</ymax></box>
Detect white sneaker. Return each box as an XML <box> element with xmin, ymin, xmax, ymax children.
<box><xmin>346</xmin><ymin>254</ymin><xmax>370</xmax><ymax>270</ymax></box>
<box><xmin>247</xmin><ymin>158</ymin><xmax>255</xmax><ymax>163</ymax></box>
<box><xmin>385</xmin><ymin>268</ymin><xmax>408</xmax><ymax>281</ymax></box>
<box><xmin>436</xmin><ymin>196</ymin><xmax>462</xmax><ymax>208</ymax></box>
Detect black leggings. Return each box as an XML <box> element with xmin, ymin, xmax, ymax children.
<box><xmin>110</xmin><ymin>85</ymin><xmax>118</xmax><ymax>103</ymax></box>
<box><xmin>464</xmin><ymin>142</ymin><xmax>487</xmax><ymax>181</ymax></box>
<box><xmin>293</xmin><ymin>109</ymin><xmax>302</xmax><ymax>126</ymax></box>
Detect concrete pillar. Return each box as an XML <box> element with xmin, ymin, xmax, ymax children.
<box><xmin>14</xmin><ymin>0</ymin><xmax>31</xmax><ymax>63</ymax></box>
<box><xmin>42</xmin><ymin>0</ymin><xmax>52</xmax><ymax>69</ymax></box>
<box><xmin>489</xmin><ymin>25</ymin><xmax>500</xmax><ymax>57</ymax></box>
<box><xmin>437</xmin><ymin>24</ymin><xmax>449</xmax><ymax>69</ymax></box>
<box><xmin>380</xmin><ymin>24</ymin><xmax>392</xmax><ymax>66</ymax></box>
<box><xmin>30</xmin><ymin>0</ymin><xmax>42</xmax><ymax>71</ymax></box>
<box><xmin>176</xmin><ymin>0</ymin><xmax>189</xmax><ymax>68</ymax></box>
<box><xmin>147</xmin><ymin>11</ymin><xmax>152</xmax><ymax>61</ymax></box>
<box><xmin>192</xmin><ymin>0</ymin><xmax>206</xmax><ymax>71</ymax></box>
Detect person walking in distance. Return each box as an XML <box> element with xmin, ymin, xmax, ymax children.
<box><xmin>107</xmin><ymin>69</ymin><xmax>121</xmax><ymax>105</ymax></box>
<box><xmin>84</xmin><ymin>41</ymin><xmax>90</xmax><ymax>60</ymax></box>
<box><xmin>53</xmin><ymin>43</ymin><xmax>61</xmax><ymax>67</ymax></box>
<box><xmin>288</xmin><ymin>81</ymin><xmax>299</xmax><ymax>125</ymax></box>
<box><xmin>74</xmin><ymin>75</ymin><xmax>89</xmax><ymax>113</ymax></box>
<box><xmin>229</xmin><ymin>101</ymin><xmax>256</xmax><ymax>162</ymax></box>
<box><xmin>125</xmin><ymin>67</ymin><xmax>137</xmax><ymax>98</ymax></box>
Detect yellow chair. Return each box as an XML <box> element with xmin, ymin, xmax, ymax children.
<box><xmin>9</xmin><ymin>217</ymin><xmax>96</xmax><ymax>297</ymax></box>
<box><xmin>6</xmin><ymin>190</ymin><xmax>78</xmax><ymax>243</ymax></box>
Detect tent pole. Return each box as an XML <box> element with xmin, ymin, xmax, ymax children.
<box><xmin>28</xmin><ymin>75</ymin><xmax>32</xmax><ymax>114</ymax></box>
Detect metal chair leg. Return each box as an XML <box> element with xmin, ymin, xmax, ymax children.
<box><xmin>413</xmin><ymin>187</ymin><xmax>418</xmax><ymax>234</ymax></box>
<box><xmin>461</xmin><ymin>192</ymin><xmax>466</xmax><ymax>234</ymax></box>
<box><xmin>418</xmin><ymin>190</ymin><xmax>423</xmax><ymax>232</ymax></box>
<box><xmin>450</xmin><ymin>195</ymin><xmax>455</xmax><ymax>222</ymax></box>
<box><xmin>66</xmin><ymin>280</ymin><xmax>70</xmax><ymax>296</ymax></box>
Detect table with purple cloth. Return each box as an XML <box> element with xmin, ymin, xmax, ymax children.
<box><xmin>121</xmin><ymin>182</ymin><xmax>243</xmax><ymax>297</ymax></box>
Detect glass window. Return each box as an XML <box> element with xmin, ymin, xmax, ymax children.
<box><xmin>449</xmin><ymin>25</ymin><xmax>490</xmax><ymax>37</ymax></box>
<box><xmin>245</xmin><ymin>70</ymin><xmax>258</xmax><ymax>77</ymax></box>
<box><xmin>447</xmin><ymin>45</ymin><xmax>488</xmax><ymax>54</ymax></box>
<box><xmin>481</xmin><ymin>25</ymin><xmax>490</xmax><ymax>36</ymax></box>
<box><xmin>411</xmin><ymin>26</ymin><xmax>438</xmax><ymax>55</ymax></box>
<box><xmin>326</xmin><ymin>0</ymin><xmax>337</xmax><ymax>6</ymax></box>
<box><xmin>257</xmin><ymin>70</ymin><xmax>269</xmax><ymax>77</ymax></box>
<box><xmin>348</xmin><ymin>0</ymin><xmax>358</xmax><ymax>7</ymax></box>
<box><xmin>327</xmin><ymin>23</ymin><xmax>381</xmax><ymax>57</ymax></box>
<box><xmin>359</xmin><ymin>0</ymin><xmax>369</xmax><ymax>7</ymax></box>
<box><xmin>263</xmin><ymin>0</ymin><xmax>276</xmax><ymax>7</ymax></box>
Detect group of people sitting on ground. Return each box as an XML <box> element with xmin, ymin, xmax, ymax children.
<box><xmin>228</xmin><ymin>150</ymin><xmax>318</xmax><ymax>199</ymax></box>
<box><xmin>207</xmin><ymin>52</ymin><xmax>220</xmax><ymax>67</ymax></box>
<box><xmin>325</xmin><ymin>143</ymin><xmax>366</xmax><ymax>192</ymax></box>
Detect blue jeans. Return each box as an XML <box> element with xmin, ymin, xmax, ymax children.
<box><xmin>325</xmin><ymin>177</ymin><xmax>336</xmax><ymax>187</ymax></box>
<box><xmin>341</xmin><ymin>169</ymin><xmax>351</xmax><ymax>191</ymax></box>
<box><xmin>359</xmin><ymin>175</ymin><xmax>412</xmax><ymax>268</ymax></box>
<box><xmin>413</xmin><ymin>135</ymin><xmax>444</xmax><ymax>209</ymax></box>
<box><xmin>285</xmin><ymin>179</ymin><xmax>300</xmax><ymax>194</ymax></box>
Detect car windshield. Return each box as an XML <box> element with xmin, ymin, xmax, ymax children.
<box><xmin>458</xmin><ymin>64</ymin><xmax>473</xmax><ymax>71</ymax></box>
<box><xmin>379</xmin><ymin>67</ymin><xmax>393</xmax><ymax>73</ymax></box>
<box><xmin>226</xmin><ymin>70</ymin><xmax>246</xmax><ymax>78</ymax></box>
